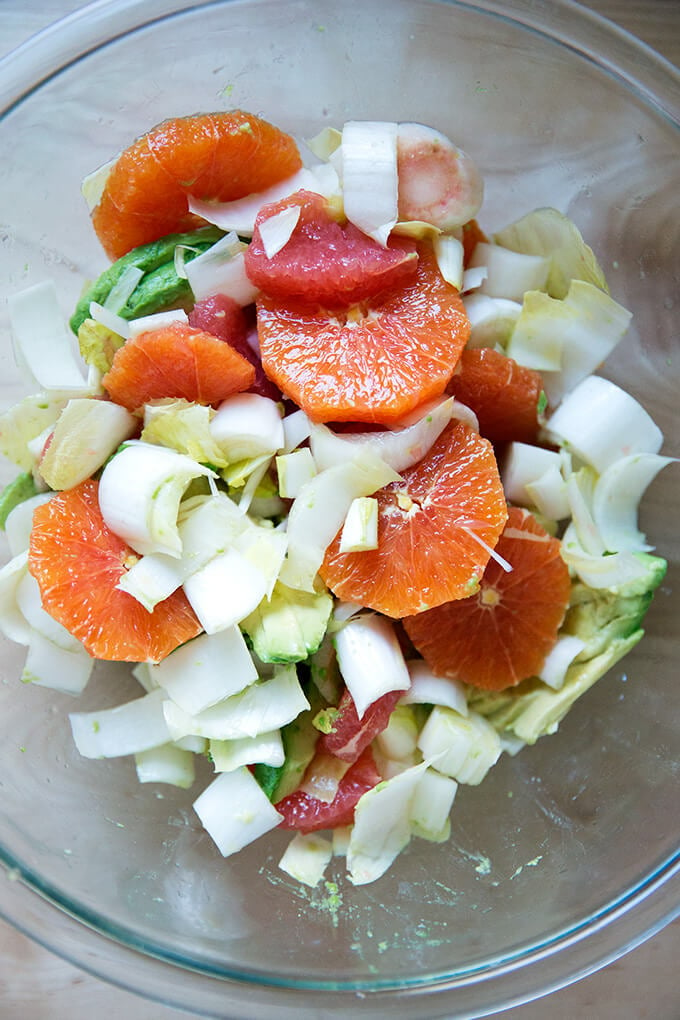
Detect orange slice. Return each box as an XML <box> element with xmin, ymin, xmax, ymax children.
<box><xmin>447</xmin><ymin>347</ymin><xmax>544</xmax><ymax>444</ymax></box>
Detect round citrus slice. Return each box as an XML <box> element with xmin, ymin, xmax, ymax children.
<box><xmin>28</xmin><ymin>479</ymin><xmax>203</xmax><ymax>663</ymax></box>
<box><xmin>244</xmin><ymin>190</ymin><xmax>419</xmax><ymax>305</ymax></box>
<box><xmin>92</xmin><ymin>111</ymin><xmax>302</xmax><ymax>259</ymax></box>
<box><xmin>320</xmin><ymin>420</ymin><xmax>508</xmax><ymax>617</ymax></box>
<box><xmin>403</xmin><ymin>506</ymin><xmax>572</xmax><ymax>690</ymax></box>
<box><xmin>446</xmin><ymin>347</ymin><xmax>544</xmax><ymax>444</ymax></box>
<box><xmin>102</xmin><ymin>322</ymin><xmax>256</xmax><ymax>412</ymax></box>
<box><xmin>257</xmin><ymin>240</ymin><xmax>470</xmax><ymax>425</ymax></box>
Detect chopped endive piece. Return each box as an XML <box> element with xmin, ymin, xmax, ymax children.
<box><xmin>339</xmin><ymin>496</ymin><xmax>378</xmax><ymax>553</ymax></box>
<box><xmin>492</xmin><ymin>207</ymin><xmax>609</xmax><ymax>299</ymax></box>
<box><xmin>163</xmin><ymin>664</ymin><xmax>309</xmax><ymax>742</ymax></box>
<box><xmin>209</xmin><ymin>730</ymin><xmax>284</xmax><ymax>773</ymax></box>
<box><xmin>4</xmin><ymin>493</ymin><xmax>53</xmax><ymax>556</ymax></box>
<box><xmin>334</xmin><ymin>614</ymin><xmax>410</xmax><ymax>720</ymax></box>
<box><xmin>347</xmin><ymin>758</ymin><xmax>430</xmax><ymax>885</ymax></box>
<box><xmin>98</xmin><ymin>441</ymin><xmax>216</xmax><ymax>557</ymax></box>
<box><xmin>185</xmin><ymin>231</ymin><xmax>258</xmax><ymax>305</ymax></box>
<box><xmin>433</xmin><ymin>235</ymin><xmax>464</xmax><ymax>290</ymax></box>
<box><xmin>501</xmin><ymin>442</ymin><xmax>564</xmax><ymax>509</ymax></box>
<box><xmin>135</xmin><ymin>743</ymin><xmax>196</xmax><ymax>788</ymax></box>
<box><xmin>77</xmin><ymin>318</ymin><xmax>126</xmax><ymax>374</ymax></box>
<box><xmin>182</xmin><ymin>548</ymin><xmax>270</xmax><ymax>633</ymax></box>
<box><xmin>38</xmin><ymin>398</ymin><xmax>138</xmax><ymax>490</ymax></box>
<box><xmin>410</xmin><ymin>767</ymin><xmax>457</xmax><ymax>843</ymax></box>
<box><xmin>592</xmin><ymin>453</ymin><xmax>676</xmax><ymax>553</ymax></box>
<box><xmin>514</xmin><ymin>281</ymin><xmax>632</xmax><ymax>406</ymax></box>
<box><xmin>341</xmin><ymin>120</ymin><xmax>398</xmax><ymax>245</ymax></box>
<box><xmin>0</xmin><ymin>392</ymin><xmax>70</xmax><ymax>470</ymax></box>
<box><xmin>374</xmin><ymin>704</ymin><xmax>420</xmax><ymax>762</ymax></box>
<box><xmin>545</xmin><ymin>376</ymin><xmax>663</xmax><ymax>473</ymax></box>
<box><xmin>193</xmin><ymin>767</ymin><xmax>283</xmax><ymax>857</ymax></box>
<box><xmin>103</xmin><ymin>264</ymin><xmax>144</xmax><ymax>314</ymax></box>
<box><xmin>462</xmin><ymin>294</ymin><xmax>522</xmax><ymax>350</ymax></box>
<box><xmin>259</xmin><ymin>205</ymin><xmax>301</xmax><ymax>258</ymax></box>
<box><xmin>0</xmin><ymin>551</ymin><xmax>33</xmax><ymax>645</ymax></box>
<box><xmin>401</xmin><ymin>659</ymin><xmax>468</xmax><ymax>716</ymax></box>
<box><xmin>69</xmin><ymin>688</ymin><xmax>172</xmax><ymax>759</ymax></box>
<box><xmin>276</xmin><ymin>448</ymin><xmax>317</xmax><ymax>499</ymax></box>
<box><xmin>417</xmin><ymin>706</ymin><xmax>501</xmax><ymax>784</ymax></box>
<box><xmin>279</xmin><ymin>451</ymin><xmax>399</xmax><ymax>592</ymax></box>
<box><xmin>151</xmin><ymin>628</ymin><xmax>258</xmax><ymax>715</ymax></box>
<box><xmin>241</xmin><ymin>581</ymin><xmax>332</xmax><ymax>664</ymax></box>
<box><xmin>21</xmin><ymin>628</ymin><xmax>94</xmax><ymax>695</ymax></box>
<box><xmin>524</xmin><ymin>465</ymin><xmax>570</xmax><ymax>522</ymax></box>
<box><xmin>468</xmin><ymin>243</ymin><xmax>550</xmax><ymax>302</ymax></box>
<box><xmin>89</xmin><ymin>300</ymin><xmax>130</xmax><ymax>340</ymax></box>
<box><xmin>211</xmin><ymin>393</ymin><xmax>284</xmax><ymax>462</ymax></box>
<box><xmin>116</xmin><ymin>550</ymin><xmax>187</xmax><ymax>611</ymax></box>
<box><xmin>16</xmin><ymin>571</ymin><xmax>83</xmax><ymax>651</ymax></box>
<box><xmin>279</xmin><ymin>832</ymin><xmax>333</xmax><ymax>888</ymax></box>
<box><xmin>81</xmin><ymin>157</ymin><xmax>115</xmax><ymax>211</ymax></box>
<box><xmin>566</xmin><ymin>468</ymin><xmax>605</xmax><ymax>556</ymax></box>
<box><xmin>306</xmin><ymin>126</ymin><xmax>342</xmax><ymax>161</ymax></box>
<box><xmin>9</xmin><ymin>280</ymin><xmax>89</xmax><ymax>391</ymax></box>
<box><xmin>561</xmin><ymin>529</ymin><xmax>667</xmax><ymax>593</ymax></box>
<box><xmin>128</xmin><ymin>309</ymin><xmax>188</xmax><ymax>339</ymax></box>
<box><xmin>538</xmin><ymin>635</ymin><xmax>587</xmax><ymax>690</ymax></box>
<box><xmin>282</xmin><ymin>409</ymin><xmax>313</xmax><ymax>453</ymax></box>
<box><xmin>310</xmin><ymin>397</ymin><xmax>457</xmax><ymax>474</ymax></box>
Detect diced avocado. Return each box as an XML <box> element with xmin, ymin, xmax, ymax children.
<box><xmin>0</xmin><ymin>472</ymin><xmax>38</xmax><ymax>528</ymax></box>
<box><xmin>69</xmin><ymin>225</ymin><xmax>224</xmax><ymax>335</ymax></box>
<box><xmin>241</xmin><ymin>582</ymin><xmax>332</xmax><ymax>664</ymax></box>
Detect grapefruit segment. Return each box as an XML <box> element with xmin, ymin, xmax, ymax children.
<box><xmin>319</xmin><ymin>420</ymin><xmax>508</xmax><ymax>617</ymax></box>
<box><xmin>28</xmin><ymin>479</ymin><xmax>203</xmax><ymax>663</ymax></box>
<box><xmin>102</xmin><ymin>322</ymin><xmax>256</xmax><ymax>412</ymax></box>
<box><xmin>244</xmin><ymin>190</ymin><xmax>419</xmax><ymax>305</ymax></box>
<box><xmin>446</xmin><ymin>347</ymin><xmax>544</xmax><ymax>444</ymax></box>
<box><xmin>403</xmin><ymin>506</ymin><xmax>572</xmax><ymax>691</ymax></box>
<box><xmin>257</xmin><ymin>241</ymin><xmax>471</xmax><ymax>425</ymax></box>
<box><xmin>92</xmin><ymin>111</ymin><xmax>303</xmax><ymax>259</ymax></box>
<box><xmin>276</xmin><ymin>746</ymin><xmax>382</xmax><ymax>831</ymax></box>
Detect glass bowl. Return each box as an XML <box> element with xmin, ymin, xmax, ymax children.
<box><xmin>0</xmin><ymin>1</ymin><xmax>678</xmax><ymax>1016</ymax></box>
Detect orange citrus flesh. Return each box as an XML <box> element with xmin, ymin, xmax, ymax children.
<box><xmin>447</xmin><ymin>347</ymin><xmax>544</xmax><ymax>445</ymax></box>
<box><xmin>92</xmin><ymin>111</ymin><xmax>302</xmax><ymax>259</ymax></box>
<box><xmin>102</xmin><ymin>322</ymin><xmax>256</xmax><ymax>413</ymax></box>
<box><xmin>319</xmin><ymin>420</ymin><xmax>508</xmax><ymax>617</ymax></box>
<box><xmin>28</xmin><ymin>479</ymin><xmax>203</xmax><ymax>663</ymax></box>
<box><xmin>403</xmin><ymin>506</ymin><xmax>572</xmax><ymax>691</ymax></box>
<box><xmin>461</xmin><ymin>218</ymin><xmax>488</xmax><ymax>266</ymax></box>
<box><xmin>257</xmin><ymin>241</ymin><xmax>471</xmax><ymax>425</ymax></box>
<box><xmin>244</xmin><ymin>190</ymin><xmax>419</xmax><ymax>305</ymax></box>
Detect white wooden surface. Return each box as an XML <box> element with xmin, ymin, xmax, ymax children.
<box><xmin>0</xmin><ymin>2</ymin><xmax>678</xmax><ymax>1017</ymax></box>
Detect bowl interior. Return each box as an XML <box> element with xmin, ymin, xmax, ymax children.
<box><xmin>0</xmin><ymin>0</ymin><xmax>678</xmax><ymax>1015</ymax></box>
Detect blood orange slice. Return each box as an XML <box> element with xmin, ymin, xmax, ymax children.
<box><xmin>446</xmin><ymin>347</ymin><xmax>544</xmax><ymax>444</ymax></box>
<box><xmin>244</xmin><ymin>190</ymin><xmax>418</xmax><ymax>305</ymax></box>
<box><xmin>28</xmin><ymin>479</ymin><xmax>203</xmax><ymax>663</ymax></box>
<box><xmin>92</xmin><ymin>111</ymin><xmax>302</xmax><ymax>259</ymax></box>
<box><xmin>257</xmin><ymin>241</ymin><xmax>470</xmax><ymax>425</ymax></box>
<box><xmin>276</xmin><ymin>746</ymin><xmax>381</xmax><ymax>832</ymax></box>
<box><xmin>102</xmin><ymin>322</ymin><xmax>256</xmax><ymax>412</ymax></box>
<box><xmin>403</xmin><ymin>506</ymin><xmax>571</xmax><ymax>691</ymax></box>
<box><xmin>320</xmin><ymin>420</ymin><xmax>508</xmax><ymax>617</ymax></box>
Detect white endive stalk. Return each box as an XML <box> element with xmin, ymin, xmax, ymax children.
<box><xmin>341</xmin><ymin>120</ymin><xmax>398</xmax><ymax>245</ymax></box>
<box><xmin>135</xmin><ymin>744</ymin><xmax>196</xmax><ymax>789</ymax></box>
<box><xmin>592</xmin><ymin>453</ymin><xmax>676</xmax><ymax>553</ymax></box>
<box><xmin>151</xmin><ymin>628</ymin><xmax>258</xmax><ymax>716</ymax></box>
<box><xmin>279</xmin><ymin>833</ymin><xmax>333</xmax><ymax>888</ymax></box>
<box><xmin>433</xmin><ymin>235</ymin><xmax>464</xmax><ymax>290</ymax></box>
<box><xmin>69</xmin><ymin>688</ymin><xmax>172</xmax><ymax>759</ymax></box>
<box><xmin>193</xmin><ymin>767</ymin><xmax>283</xmax><ymax>857</ymax></box>
<box><xmin>185</xmin><ymin>232</ymin><xmax>259</xmax><ymax>305</ymax></box>
<box><xmin>468</xmin><ymin>243</ymin><xmax>550</xmax><ymax>302</ymax></box>
<box><xmin>258</xmin><ymin>205</ymin><xmax>301</xmax><ymax>258</ymax></box>
<box><xmin>209</xmin><ymin>730</ymin><xmax>284</xmax><ymax>773</ymax></box>
<box><xmin>279</xmin><ymin>451</ymin><xmax>399</xmax><ymax>592</ymax></box>
<box><xmin>545</xmin><ymin>376</ymin><xmax>663</xmax><ymax>473</ymax></box>
<box><xmin>9</xmin><ymin>280</ymin><xmax>89</xmax><ymax>390</ymax></box>
<box><xmin>22</xmin><ymin>629</ymin><xmax>94</xmax><ymax>695</ymax></box>
<box><xmin>334</xmin><ymin>614</ymin><xmax>410</xmax><ymax>720</ymax></box>
<box><xmin>38</xmin><ymin>397</ymin><xmax>138</xmax><ymax>491</ymax></box>
<box><xmin>98</xmin><ymin>441</ymin><xmax>216</xmax><ymax>557</ymax></box>
<box><xmin>401</xmin><ymin>659</ymin><xmax>468</xmax><ymax>716</ymax></box>
<box><xmin>462</xmin><ymin>294</ymin><xmax>522</xmax><ymax>350</ymax></box>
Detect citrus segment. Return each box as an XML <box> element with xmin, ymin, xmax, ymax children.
<box><xmin>447</xmin><ymin>348</ymin><xmax>544</xmax><ymax>444</ymax></box>
<box><xmin>276</xmin><ymin>747</ymin><xmax>381</xmax><ymax>831</ymax></box>
<box><xmin>403</xmin><ymin>506</ymin><xmax>571</xmax><ymax>690</ymax></box>
<box><xmin>318</xmin><ymin>686</ymin><xmax>405</xmax><ymax>763</ymax></box>
<box><xmin>462</xmin><ymin>218</ymin><xmax>488</xmax><ymax>266</ymax></box>
<box><xmin>188</xmin><ymin>295</ymin><xmax>281</xmax><ymax>401</ymax></box>
<box><xmin>320</xmin><ymin>421</ymin><xmax>508</xmax><ymax>617</ymax></box>
<box><xmin>102</xmin><ymin>322</ymin><xmax>256</xmax><ymax>412</ymax></box>
<box><xmin>257</xmin><ymin>241</ymin><xmax>471</xmax><ymax>425</ymax></box>
<box><xmin>28</xmin><ymin>479</ymin><xmax>203</xmax><ymax>662</ymax></box>
<box><xmin>92</xmin><ymin>111</ymin><xmax>302</xmax><ymax>259</ymax></box>
<box><xmin>244</xmin><ymin>190</ymin><xmax>419</xmax><ymax>305</ymax></box>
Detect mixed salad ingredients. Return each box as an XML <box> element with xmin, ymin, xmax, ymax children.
<box><xmin>0</xmin><ymin>111</ymin><xmax>673</xmax><ymax>888</ymax></box>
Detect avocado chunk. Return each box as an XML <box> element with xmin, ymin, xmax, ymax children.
<box><xmin>0</xmin><ymin>472</ymin><xmax>38</xmax><ymax>528</ymax></box>
<box><xmin>69</xmin><ymin>225</ymin><xmax>224</xmax><ymax>335</ymax></box>
<box><xmin>241</xmin><ymin>582</ymin><xmax>333</xmax><ymax>664</ymax></box>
